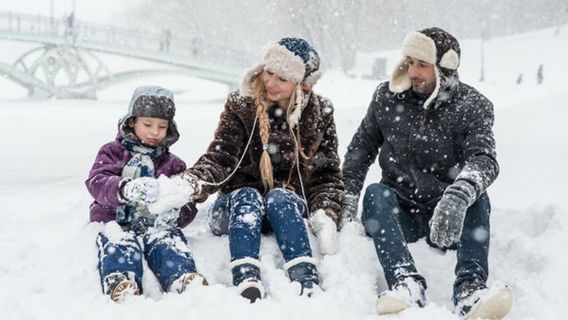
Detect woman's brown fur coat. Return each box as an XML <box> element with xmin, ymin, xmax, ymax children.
<box><xmin>187</xmin><ymin>90</ymin><xmax>344</xmax><ymax>225</ymax></box>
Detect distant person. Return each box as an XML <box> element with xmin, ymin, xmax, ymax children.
<box><xmin>191</xmin><ymin>37</ymin><xmax>199</xmax><ymax>57</ymax></box>
<box><xmin>341</xmin><ymin>27</ymin><xmax>513</xmax><ymax>319</ymax></box>
<box><xmin>150</xmin><ymin>38</ymin><xmax>343</xmax><ymax>303</ymax></box>
<box><xmin>85</xmin><ymin>86</ymin><xmax>207</xmax><ymax>302</ymax></box>
<box><xmin>516</xmin><ymin>73</ymin><xmax>523</xmax><ymax>84</ymax></box>
<box><xmin>537</xmin><ymin>64</ymin><xmax>543</xmax><ymax>84</ymax></box>
<box><xmin>64</xmin><ymin>12</ymin><xmax>75</xmax><ymax>41</ymax></box>
<box><xmin>159</xmin><ymin>29</ymin><xmax>171</xmax><ymax>52</ymax></box>
<box><xmin>159</xmin><ymin>30</ymin><xmax>165</xmax><ymax>51</ymax></box>
<box><xmin>164</xmin><ymin>29</ymin><xmax>171</xmax><ymax>52</ymax></box>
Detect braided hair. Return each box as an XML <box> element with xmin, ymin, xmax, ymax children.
<box><xmin>252</xmin><ymin>75</ymin><xmax>303</xmax><ymax>191</ymax></box>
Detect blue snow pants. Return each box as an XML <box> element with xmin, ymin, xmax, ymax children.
<box><xmin>361</xmin><ymin>183</ymin><xmax>490</xmax><ymax>291</ymax></box>
<box><xmin>96</xmin><ymin>227</ymin><xmax>198</xmax><ymax>292</ymax></box>
<box><xmin>209</xmin><ymin>187</ymin><xmax>313</xmax><ymax>264</ymax></box>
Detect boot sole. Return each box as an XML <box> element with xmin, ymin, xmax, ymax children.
<box><xmin>465</xmin><ymin>286</ymin><xmax>514</xmax><ymax>320</ymax></box>
<box><xmin>241</xmin><ymin>287</ymin><xmax>262</xmax><ymax>303</ymax></box>
<box><xmin>376</xmin><ymin>295</ymin><xmax>411</xmax><ymax>315</ymax></box>
<box><xmin>111</xmin><ymin>280</ymin><xmax>139</xmax><ymax>302</ymax></box>
<box><xmin>179</xmin><ymin>273</ymin><xmax>209</xmax><ymax>293</ymax></box>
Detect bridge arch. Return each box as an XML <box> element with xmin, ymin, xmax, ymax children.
<box><xmin>0</xmin><ymin>11</ymin><xmax>254</xmax><ymax>98</ymax></box>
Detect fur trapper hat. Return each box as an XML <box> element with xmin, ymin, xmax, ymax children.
<box><xmin>240</xmin><ymin>37</ymin><xmax>322</xmax><ymax>128</ymax></box>
<box><xmin>389</xmin><ymin>27</ymin><xmax>461</xmax><ymax>109</ymax></box>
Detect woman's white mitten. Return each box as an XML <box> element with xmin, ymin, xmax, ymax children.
<box><xmin>309</xmin><ymin>209</ymin><xmax>338</xmax><ymax>255</ymax></box>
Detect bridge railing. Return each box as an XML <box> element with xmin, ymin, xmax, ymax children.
<box><xmin>0</xmin><ymin>11</ymin><xmax>256</xmax><ymax>69</ymax></box>
<box><xmin>0</xmin><ymin>11</ymin><xmax>61</xmax><ymax>35</ymax></box>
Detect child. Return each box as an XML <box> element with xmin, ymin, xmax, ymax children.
<box><xmin>85</xmin><ymin>86</ymin><xmax>207</xmax><ymax>302</ymax></box>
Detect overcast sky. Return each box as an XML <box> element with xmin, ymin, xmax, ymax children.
<box><xmin>0</xmin><ymin>0</ymin><xmax>139</xmax><ymax>24</ymax></box>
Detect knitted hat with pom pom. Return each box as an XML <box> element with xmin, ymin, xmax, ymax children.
<box><xmin>240</xmin><ymin>37</ymin><xmax>322</xmax><ymax>128</ymax></box>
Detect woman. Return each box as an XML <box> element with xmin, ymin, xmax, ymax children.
<box><xmin>158</xmin><ymin>38</ymin><xmax>344</xmax><ymax>302</ymax></box>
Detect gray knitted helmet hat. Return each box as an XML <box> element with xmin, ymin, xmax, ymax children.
<box><xmin>128</xmin><ymin>85</ymin><xmax>176</xmax><ymax>120</ymax></box>
<box><xmin>389</xmin><ymin>27</ymin><xmax>461</xmax><ymax>109</ymax></box>
<box><xmin>119</xmin><ymin>85</ymin><xmax>180</xmax><ymax>147</ymax></box>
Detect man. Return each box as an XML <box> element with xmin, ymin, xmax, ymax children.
<box><xmin>341</xmin><ymin>27</ymin><xmax>513</xmax><ymax>319</ymax></box>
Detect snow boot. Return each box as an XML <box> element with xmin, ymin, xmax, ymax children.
<box><xmin>103</xmin><ymin>271</ymin><xmax>140</xmax><ymax>302</ymax></box>
<box><xmin>170</xmin><ymin>272</ymin><xmax>209</xmax><ymax>293</ymax></box>
<box><xmin>376</xmin><ymin>276</ymin><xmax>427</xmax><ymax>315</ymax></box>
<box><xmin>284</xmin><ymin>257</ymin><xmax>321</xmax><ymax>297</ymax></box>
<box><xmin>230</xmin><ymin>258</ymin><xmax>265</xmax><ymax>303</ymax></box>
<box><xmin>453</xmin><ymin>280</ymin><xmax>513</xmax><ymax>320</ymax></box>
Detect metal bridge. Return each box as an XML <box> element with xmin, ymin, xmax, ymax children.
<box><xmin>0</xmin><ymin>11</ymin><xmax>254</xmax><ymax>98</ymax></box>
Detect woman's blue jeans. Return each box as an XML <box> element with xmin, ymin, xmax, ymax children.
<box><xmin>209</xmin><ymin>187</ymin><xmax>313</xmax><ymax>263</ymax></box>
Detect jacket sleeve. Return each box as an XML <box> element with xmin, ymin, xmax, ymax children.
<box><xmin>186</xmin><ymin>93</ymin><xmax>248</xmax><ymax>201</ymax></box>
<box><xmin>341</xmin><ymin>86</ymin><xmax>385</xmax><ymax>197</ymax></box>
<box><xmin>85</xmin><ymin>143</ymin><xmax>127</xmax><ymax>207</ymax></box>
<box><xmin>306</xmin><ymin>102</ymin><xmax>345</xmax><ymax>225</ymax></box>
<box><xmin>456</xmin><ymin>95</ymin><xmax>500</xmax><ymax>197</ymax></box>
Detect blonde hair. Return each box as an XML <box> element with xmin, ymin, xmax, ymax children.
<box><xmin>252</xmin><ymin>75</ymin><xmax>308</xmax><ymax>191</ymax></box>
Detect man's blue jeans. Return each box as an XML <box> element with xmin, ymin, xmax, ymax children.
<box><xmin>361</xmin><ymin>183</ymin><xmax>490</xmax><ymax>291</ymax></box>
<box><xmin>209</xmin><ymin>187</ymin><xmax>313</xmax><ymax>263</ymax></box>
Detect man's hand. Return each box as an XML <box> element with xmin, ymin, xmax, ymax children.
<box><xmin>340</xmin><ymin>193</ymin><xmax>359</xmax><ymax>226</ymax></box>
<box><xmin>429</xmin><ymin>180</ymin><xmax>477</xmax><ymax>248</ymax></box>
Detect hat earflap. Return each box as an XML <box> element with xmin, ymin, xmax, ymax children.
<box><xmin>439</xmin><ymin>49</ymin><xmax>459</xmax><ymax>70</ymax></box>
<box><xmin>302</xmin><ymin>69</ymin><xmax>322</xmax><ymax>87</ymax></box>
<box><xmin>240</xmin><ymin>64</ymin><xmax>264</xmax><ymax>97</ymax></box>
<box><xmin>287</xmin><ymin>85</ymin><xmax>304</xmax><ymax>129</ymax></box>
<box><xmin>389</xmin><ymin>58</ymin><xmax>412</xmax><ymax>93</ymax></box>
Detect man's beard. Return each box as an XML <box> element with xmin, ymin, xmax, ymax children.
<box><xmin>411</xmin><ymin>77</ymin><xmax>435</xmax><ymax>94</ymax></box>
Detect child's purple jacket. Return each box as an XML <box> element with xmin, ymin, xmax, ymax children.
<box><xmin>85</xmin><ymin>138</ymin><xmax>197</xmax><ymax>228</ymax></box>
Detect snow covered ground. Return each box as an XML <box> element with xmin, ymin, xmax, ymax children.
<box><xmin>0</xmin><ymin>26</ymin><xmax>566</xmax><ymax>319</ymax></box>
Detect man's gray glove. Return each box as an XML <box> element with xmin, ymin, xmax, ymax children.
<box><xmin>429</xmin><ymin>180</ymin><xmax>477</xmax><ymax>248</ymax></box>
<box><xmin>340</xmin><ymin>193</ymin><xmax>360</xmax><ymax>227</ymax></box>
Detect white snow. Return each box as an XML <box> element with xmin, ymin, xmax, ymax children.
<box><xmin>147</xmin><ymin>175</ymin><xmax>194</xmax><ymax>216</ymax></box>
<box><xmin>0</xmin><ymin>27</ymin><xmax>567</xmax><ymax>320</ymax></box>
